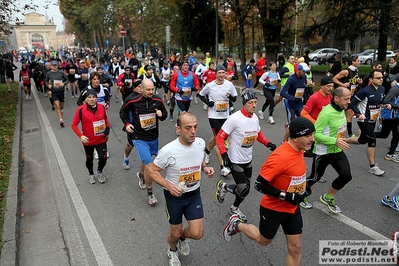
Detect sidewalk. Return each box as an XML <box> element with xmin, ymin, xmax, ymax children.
<box><xmin>0</xmin><ymin>89</ymin><xmax>69</xmax><ymax>265</ymax></box>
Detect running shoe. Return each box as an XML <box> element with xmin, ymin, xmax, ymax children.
<box><xmin>169</xmin><ymin>115</ymin><xmax>174</xmax><ymax>122</ymax></box>
<box><xmin>204</xmin><ymin>152</ymin><xmax>210</xmax><ymax>164</ymax></box>
<box><xmin>392</xmin><ymin>195</ymin><xmax>399</xmax><ymax>211</ymax></box>
<box><xmin>318</xmin><ymin>177</ymin><xmax>327</xmax><ymax>183</ymax></box>
<box><xmin>94</xmin><ymin>149</ymin><xmax>99</xmax><ymax>160</ymax></box>
<box><xmin>71</xmin><ymin>94</ymin><xmax>74</xmax><ymax>99</ymax></box>
<box><xmin>60</xmin><ymin>119</ymin><xmax>65</xmax><ymax>128</ymax></box>
<box><xmin>97</xmin><ymin>171</ymin><xmax>106</xmax><ymax>184</ymax></box>
<box><xmin>115</xmin><ymin>96</ymin><xmax>119</xmax><ymax>103</ymax></box>
<box><xmin>88</xmin><ymin>174</ymin><xmax>96</xmax><ymax>184</ymax></box>
<box><xmin>320</xmin><ymin>194</ymin><xmax>341</xmax><ymax>214</ymax></box>
<box><xmin>392</xmin><ymin>231</ymin><xmax>399</xmax><ymax>264</ymax></box>
<box><xmin>257</xmin><ymin>110</ymin><xmax>264</xmax><ymax>120</ymax></box>
<box><xmin>8</xmin><ymin>88</ymin><xmax>10</xmax><ymax>92</ymax></box>
<box><xmin>52</xmin><ymin>105</ymin><xmax>55</xmax><ymax>111</ymax></box>
<box><xmin>123</xmin><ymin>156</ymin><xmax>130</xmax><ymax>170</ymax></box>
<box><xmin>385</xmin><ymin>153</ymin><xmax>399</xmax><ymax>163</ymax></box>
<box><xmin>220</xmin><ymin>166</ymin><xmax>231</xmax><ymax>177</ymax></box>
<box><xmin>299</xmin><ymin>197</ymin><xmax>313</xmax><ymax>209</ymax></box>
<box><xmin>368</xmin><ymin>164</ymin><xmax>385</xmax><ymax>176</ymax></box>
<box><xmin>215</xmin><ymin>180</ymin><xmax>226</xmax><ymax>203</ymax></box>
<box><xmin>167</xmin><ymin>100</ymin><xmax>170</xmax><ymax>105</ymax></box>
<box><xmin>381</xmin><ymin>196</ymin><xmax>396</xmax><ymax>209</ymax></box>
<box><xmin>176</xmin><ymin>239</ymin><xmax>190</xmax><ymax>256</ymax></box>
<box><xmin>137</xmin><ymin>172</ymin><xmax>146</xmax><ymax>189</ymax></box>
<box><xmin>230</xmin><ymin>107</ymin><xmax>235</xmax><ymax>113</ymax></box>
<box><xmin>222</xmin><ymin>214</ymin><xmax>243</xmax><ymax>242</ymax></box>
<box><xmin>148</xmin><ymin>194</ymin><xmax>158</xmax><ymax>205</ymax></box>
<box><xmin>194</xmin><ymin>98</ymin><xmax>198</xmax><ymax>104</ymax></box>
<box><xmin>230</xmin><ymin>206</ymin><xmax>247</xmax><ymax>222</ymax></box>
<box><xmin>167</xmin><ymin>248</ymin><xmax>181</xmax><ymax>266</ymax></box>
<box><xmin>268</xmin><ymin>116</ymin><xmax>275</xmax><ymax>124</ymax></box>
<box><xmin>25</xmin><ymin>95</ymin><xmax>29</xmax><ymax>100</ymax></box>
<box><xmin>203</xmin><ymin>103</ymin><xmax>208</xmax><ymax>110</ymax></box>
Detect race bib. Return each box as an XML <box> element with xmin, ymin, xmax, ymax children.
<box><xmin>248</xmin><ymin>74</ymin><xmax>252</xmax><ymax>79</ymax></box>
<box><xmin>81</xmin><ymin>73</ymin><xmax>88</xmax><ymax>80</ymax></box>
<box><xmin>22</xmin><ymin>75</ymin><xmax>29</xmax><ymax>81</ymax></box>
<box><xmin>350</xmin><ymin>85</ymin><xmax>357</xmax><ymax>96</ymax></box>
<box><xmin>93</xmin><ymin>120</ymin><xmax>106</xmax><ymax>136</ymax></box>
<box><xmin>369</xmin><ymin>108</ymin><xmax>380</xmax><ymax>122</ymax></box>
<box><xmin>69</xmin><ymin>69</ymin><xmax>75</xmax><ymax>75</ymax></box>
<box><xmin>286</xmin><ymin>174</ymin><xmax>306</xmax><ymax>193</ymax></box>
<box><xmin>182</xmin><ymin>87</ymin><xmax>191</xmax><ymax>97</ymax></box>
<box><xmin>178</xmin><ymin>166</ymin><xmax>201</xmax><ymax>185</ymax></box>
<box><xmin>295</xmin><ymin>88</ymin><xmax>305</xmax><ymax>98</ymax></box>
<box><xmin>53</xmin><ymin>80</ymin><xmax>62</xmax><ymax>87</ymax></box>
<box><xmin>270</xmin><ymin>78</ymin><xmax>278</xmax><ymax>85</ymax></box>
<box><xmin>215</xmin><ymin>100</ymin><xmax>229</xmax><ymax>112</ymax></box>
<box><xmin>125</xmin><ymin>78</ymin><xmax>132</xmax><ymax>87</ymax></box>
<box><xmin>163</xmin><ymin>74</ymin><xmax>170</xmax><ymax>80</ymax></box>
<box><xmin>132</xmin><ymin>65</ymin><xmax>138</xmax><ymax>71</ymax></box>
<box><xmin>241</xmin><ymin>131</ymin><xmax>257</xmax><ymax>148</ymax></box>
<box><xmin>139</xmin><ymin>113</ymin><xmax>156</xmax><ymax>130</ymax></box>
<box><xmin>337</xmin><ymin>125</ymin><xmax>347</xmax><ymax>139</ymax></box>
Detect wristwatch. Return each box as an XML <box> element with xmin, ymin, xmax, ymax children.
<box><xmin>279</xmin><ymin>191</ymin><xmax>286</xmax><ymax>200</ymax></box>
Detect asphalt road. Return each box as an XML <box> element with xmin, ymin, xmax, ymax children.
<box><xmin>17</xmin><ymin>80</ymin><xmax>399</xmax><ymax>266</ymax></box>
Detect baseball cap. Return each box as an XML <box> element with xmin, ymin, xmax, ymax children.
<box><xmin>289</xmin><ymin>117</ymin><xmax>315</xmax><ymax>138</ymax></box>
<box><xmin>80</xmin><ymin>60</ymin><xmax>85</xmax><ymax>64</ymax></box>
<box><xmin>298</xmin><ymin>63</ymin><xmax>310</xmax><ymax>72</ymax></box>
<box><xmin>298</xmin><ymin>57</ymin><xmax>305</xmax><ymax>63</ymax></box>
<box><xmin>320</xmin><ymin>76</ymin><xmax>334</xmax><ymax>85</ymax></box>
<box><xmin>51</xmin><ymin>60</ymin><xmax>58</xmax><ymax>66</ymax></box>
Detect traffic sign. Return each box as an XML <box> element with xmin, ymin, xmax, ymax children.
<box><xmin>105</xmin><ymin>39</ymin><xmax>110</xmax><ymax>45</ymax></box>
<box><xmin>143</xmin><ymin>42</ymin><xmax>147</xmax><ymax>47</ymax></box>
<box><xmin>0</xmin><ymin>40</ymin><xmax>4</xmax><ymax>47</ymax></box>
<box><xmin>120</xmin><ymin>28</ymin><xmax>126</xmax><ymax>36</ymax></box>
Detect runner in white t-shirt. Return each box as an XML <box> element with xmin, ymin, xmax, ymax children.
<box><xmin>214</xmin><ymin>89</ymin><xmax>277</xmax><ymax>221</ymax></box>
<box><xmin>199</xmin><ymin>65</ymin><xmax>238</xmax><ymax>177</ymax></box>
<box><xmin>147</xmin><ymin>112</ymin><xmax>214</xmax><ymax>266</ymax></box>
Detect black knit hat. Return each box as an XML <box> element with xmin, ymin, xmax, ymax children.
<box><xmin>289</xmin><ymin>117</ymin><xmax>315</xmax><ymax>138</ymax></box>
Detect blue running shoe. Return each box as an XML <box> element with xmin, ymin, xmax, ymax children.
<box><xmin>381</xmin><ymin>196</ymin><xmax>395</xmax><ymax>208</ymax></box>
<box><xmin>392</xmin><ymin>195</ymin><xmax>399</xmax><ymax>211</ymax></box>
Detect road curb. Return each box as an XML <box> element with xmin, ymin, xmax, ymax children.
<box><xmin>1</xmin><ymin>86</ymin><xmax>23</xmax><ymax>265</ymax></box>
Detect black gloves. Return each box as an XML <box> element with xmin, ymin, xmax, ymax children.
<box><xmin>207</xmin><ymin>101</ymin><xmax>215</xmax><ymax>107</ymax></box>
<box><xmin>266</xmin><ymin>142</ymin><xmax>276</xmax><ymax>151</ymax></box>
<box><xmin>263</xmin><ymin>83</ymin><xmax>271</xmax><ymax>89</ymax></box>
<box><xmin>295</xmin><ymin>98</ymin><xmax>302</xmax><ymax>102</ymax></box>
<box><xmin>103</xmin><ymin>127</ymin><xmax>110</xmax><ymax>136</ymax></box>
<box><xmin>221</xmin><ymin>153</ymin><xmax>231</xmax><ymax>168</ymax></box>
<box><xmin>191</xmin><ymin>87</ymin><xmax>198</xmax><ymax>92</ymax></box>
<box><xmin>178</xmin><ymin>89</ymin><xmax>184</xmax><ymax>95</ymax></box>
<box><xmin>285</xmin><ymin>192</ymin><xmax>306</xmax><ymax>205</ymax></box>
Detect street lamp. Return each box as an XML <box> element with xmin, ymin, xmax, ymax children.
<box><xmin>293</xmin><ymin>0</ymin><xmax>299</xmax><ymax>55</ymax></box>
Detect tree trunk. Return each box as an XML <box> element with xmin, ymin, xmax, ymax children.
<box><xmin>238</xmin><ymin>19</ymin><xmax>246</xmax><ymax>65</ymax></box>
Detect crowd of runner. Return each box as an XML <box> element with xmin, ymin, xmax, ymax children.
<box><xmin>6</xmin><ymin>47</ymin><xmax>399</xmax><ymax>266</ymax></box>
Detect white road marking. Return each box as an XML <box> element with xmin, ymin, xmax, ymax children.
<box><xmin>34</xmin><ymin>91</ymin><xmax>114</xmax><ymax>266</ymax></box>
<box><xmin>313</xmin><ymin>202</ymin><xmax>389</xmax><ymax>240</ymax></box>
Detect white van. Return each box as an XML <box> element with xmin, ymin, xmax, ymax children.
<box><xmin>308</xmin><ymin>48</ymin><xmax>339</xmax><ymax>62</ymax></box>
<box><xmin>18</xmin><ymin>47</ymin><xmax>28</xmax><ymax>54</ymax></box>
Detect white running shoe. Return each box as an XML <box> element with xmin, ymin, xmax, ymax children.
<box><xmin>194</xmin><ymin>98</ymin><xmax>198</xmax><ymax>104</ymax></box>
<box><xmin>203</xmin><ymin>103</ymin><xmax>208</xmax><ymax>110</ymax></box>
<box><xmin>148</xmin><ymin>194</ymin><xmax>158</xmax><ymax>205</ymax></box>
<box><xmin>204</xmin><ymin>153</ymin><xmax>210</xmax><ymax>164</ymax></box>
<box><xmin>123</xmin><ymin>156</ymin><xmax>130</xmax><ymax>170</ymax></box>
<box><xmin>368</xmin><ymin>164</ymin><xmax>385</xmax><ymax>176</ymax></box>
<box><xmin>220</xmin><ymin>166</ymin><xmax>231</xmax><ymax>177</ymax></box>
<box><xmin>88</xmin><ymin>175</ymin><xmax>96</xmax><ymax>184</ymax></box>
<box><xmin>176</xmin><ymin>239</ymin><xmax>190</xmax><ymax>256</ymax></box>
<box><xmin>167</xmin><ymin>248</ymin><xmax>181</xmax><ymax>266</ymax></box>
<box><xmin>137</xmin><ymin>172</ymin><xmax>146</xmax><ymax>189</ymax></box>
<box><xmin>97</xmin><ymin>171</ymin><xmax>106</xmax><ymax>184</ymax></box>
<box><xmin>268</xmin><ymin>116</ymin><xmax>275</xmax><ymax>124</ymax></box>
<box><xmin>257</xmin><ymin>110</ymin><xmax>264</xmax><ymax>120</ymax></box>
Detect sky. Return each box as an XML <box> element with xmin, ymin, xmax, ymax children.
<box><xmin>18</xmin><ymin>0</ymin><xmax>65</xmax><ymax>31</ymax></box>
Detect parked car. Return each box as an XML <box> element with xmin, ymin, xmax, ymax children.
<box><xmin>358</xmin><ymin>50</ymin><xmax>395</xmax><ymax>65</ymax></box>
<box><xmin>318</xmin><ymin>51</ymin><xmax>351</xmax><ymax>65</ymax></box>
<box><xmin>308</xmin><ymin>48</ymin><xmax>339</xmax><ymax>62</ymax></box>
<box><xmin>351</xmin><ymin>49</ymin><xmax>375</xmax><ymax>58</ymax></box>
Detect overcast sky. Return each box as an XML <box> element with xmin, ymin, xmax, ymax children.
<box><xmin>19</xmin><ymin>0</ymin><xmax>64</xmax><ymax>31</ymax></box>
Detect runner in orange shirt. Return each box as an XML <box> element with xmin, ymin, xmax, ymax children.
<box><xmin>222</xmin><ymin>117</ymin><xmax>315</xmax><ymax>266</ymax></box>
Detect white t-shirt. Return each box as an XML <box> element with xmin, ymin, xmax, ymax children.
<box><xmin>153</xmin><ymin>137</ymin><xmax>205</xmax><ymax>192</ymax></box>
<box><xmin>160</xmin><ymin>67</ymin><xmax>171</xmax><ymax>82</ymax></box>
<box><xmin>199</xmin><ymin>80</ymin><xmax>238</xmax><ymax>119</ymax></box>
<box><xmin>222</xmin><ymin>110</ymin><xmax>260</xmax><ymax>164</ymax></box>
